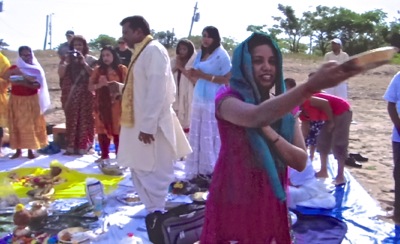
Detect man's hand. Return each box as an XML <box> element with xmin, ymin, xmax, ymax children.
<box><xmin>138</xmin><ymin>131</ymin><xmax>155</xmax><ymax>144</ymax></box>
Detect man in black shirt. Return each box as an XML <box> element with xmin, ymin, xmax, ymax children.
<box><xmin>58</xmin><ymin>30</ymin><xmax>74</xmax><ymax>60</ymax></box>
<box><xmin>115</xmin><ymin>37</ymin><xmax>132</xmax><ymax>67</ymax></box>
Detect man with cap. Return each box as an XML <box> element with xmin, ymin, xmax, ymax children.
<box><xmin>323</xmin><ymin>38</ymin><xmax>350</xmax><ymax>100</ymax></box>
<box><xmin>57</xmin><ymin>30</ymin><xmax>74</xmax><ymax>61</ymax></box>
<box><xmin>115</xmin><ymin>37</ymin><xmax>132</xmax><ymax>67</ymax></box>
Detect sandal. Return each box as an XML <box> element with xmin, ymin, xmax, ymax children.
<box><xmin>345</xmin><ymin>157</ymin><xmax>362</xmax><ymax>168</ymax></box>
<box><xmin>349</xmin><ymin>153</ymin><xmax>368</xmax><ymax>162</ymax></box>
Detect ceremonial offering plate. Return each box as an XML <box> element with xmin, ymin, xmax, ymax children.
<box><xmin>98</xmin><ymin>161</ymin><xmax>126</xmax><ymax>176</ymax></box>
<box><xmin>116</xmin><ymin>192</ymin><xmax>142</xmax><ymax>206</ymax></box>
<box><xmin>340</xmin><ymin>46</ymin><xmax>398</xmax><ymax>72</ymax></box>
<box><xmin>58</xmin><ymin>227</ymin><xmax>89</xmax><ymax>243</ymax></box>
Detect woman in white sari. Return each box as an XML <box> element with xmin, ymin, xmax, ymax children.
<box><xmin>185</xmin><ymin>26</ymin><xmax>232</xmax><ymax>179</ymax></box>
<box><xmin>171</xmin><ymin>39</ymin><xmax>197</xmax><ymax>134</ymax></box>
<box><xmin>5</xmin><ymin>46</ymin><xmax>50</xmax><ymax>159</ymax></box>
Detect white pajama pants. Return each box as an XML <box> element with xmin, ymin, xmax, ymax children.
<box><xmin>130</xmin><ymin>133</ymin><xmax>175</xmax><ymax>213</ymax></box>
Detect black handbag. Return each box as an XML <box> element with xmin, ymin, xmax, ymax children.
<box><xmin>145</xmin><ymin>203</ymin><xmax>205</xmax><ymax>244</ymax></box>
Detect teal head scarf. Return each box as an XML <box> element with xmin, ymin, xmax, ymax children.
<box><xmin>230</xmin><ymin>32</ymin><xmax>294</xmax><ymax>201</ymax></box>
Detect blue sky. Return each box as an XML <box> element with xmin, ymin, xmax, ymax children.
<box><xmin>0</xmin><ymin>0</ymin><xmax>398</xmax><ymax>50</ymax></box>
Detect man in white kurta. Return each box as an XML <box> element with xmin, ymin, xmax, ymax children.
<box><xmin>116</xmin><ymin>16</ymin><xmax>191</xmax><ymax>213</ymax></box>
<box><xmin>323</xmin><ymin>38</ymin><xmax>350</xmax><ymax>100</ymax></box>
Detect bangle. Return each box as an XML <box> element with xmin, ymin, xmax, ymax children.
<box><xmin>272</xmin><ymin>136</ymin><xmax>280</xmax><ymax>144</ymax></box>
<box><xmin>211</xmin><ymin>75</ymin><xmax>215</xmax><ymax>82</ymax></box>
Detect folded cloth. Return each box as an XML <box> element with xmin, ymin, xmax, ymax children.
<box><xmin>288</xmin><ymin>178</ymin><xmax>336</xmax><ymax>209</ymax></box>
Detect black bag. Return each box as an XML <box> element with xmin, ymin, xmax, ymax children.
<box><xmin>145</xmin><ymin>203</ymin><xmax>205</xmax><ymax>244</ymax></box>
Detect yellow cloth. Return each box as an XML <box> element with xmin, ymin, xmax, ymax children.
<box><xmin>8</xmin><ymin>94</ymin><xmax>48</xmax><ymax>149</ymax></box>
<box><xmin>121</xmin><ymin>35</ymin><xmax>153</xmax><ymax>127</ymax></box>
<box><xmin>0</xmin><ymin>161</ymin><xmax>123</xmax><ymax>199</ymax></box>
<box><xmin>0</xmin><ymin>53</ymin><xmax>11</xmax><ymax>127</ymax></box>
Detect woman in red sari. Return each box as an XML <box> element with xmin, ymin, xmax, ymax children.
<box><xmin>200</xmin><ymin>33</ymin><xmax>362</xmax><ymax>243</ymax></box>
<box><xmin>88</xmin><ymin>46</ymin><xmax>127</xmax><ymax>162</ymax></box>
<box><xmin>58</xmin><ymin>35</ymin><xmax>98</xmax><ymax>155</ymax></box>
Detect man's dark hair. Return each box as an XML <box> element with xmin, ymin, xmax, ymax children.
<box><xmin>120</xmin><ymin>16</ymin><xmax>150</xmax><ymax>35</ymax></box>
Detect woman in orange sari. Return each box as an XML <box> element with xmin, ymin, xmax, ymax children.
<box><xmin>88</xmin><ymin>46</ymin><xmax>127</xmax><ymax>162</ymax></box>
<box><xmin>5</xmin><ymin>46</ymin><xmax>50</xmax><ymax>159</ymax></box>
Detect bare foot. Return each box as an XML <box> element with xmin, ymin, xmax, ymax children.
<box><xmin>333</xmin><ymin>177</ymin><xmax>347</xmax><ymax>186</ymax></box>
<box><xmin>315</xmin><ymin>171</ymin><xmax>329</xmax><ymax>178</ymax></box>
<box><xmin>10</xmin><ymin>151</ymin><xmax>22</xmax><ymax>159</ymax></box>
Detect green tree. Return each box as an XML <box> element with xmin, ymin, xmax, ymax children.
<box><xmin>246</xmin><ymin>25</ymin><xmax>267</xmax><ymax>33</ymax></box>
<box><xmin>154</xmin><ymin>30</ymin><xmax>177</xmax><ymax>49</ymax></box>
<box><xmin>187</xmin><ymin>35</ymin><xmax>202</xmax><ymax>49</ymax></box>
<box><xmin>88</xmin><ymin>34</ymin><xmax>117</xmax><ymax>50</ymax></box>
<box><xmin>303</xmin><ymin>6</ymin><xmax>339</xmax><ymax>55</ymax></box>
<box><xmin>303</xmin><ymin>6</ymin><xmax>388</xmax><ymax>55</ymax></box>
<box><xmin>246</xmin><ymin>24</ymin><xmax>284</xmax><ymax>48</ymax></box>
<box><xmin>222</xmin><ymin>36</ymin><xmax>238</xmax><ymax>53</ymax></box>
<box><xmin>272</xmin><ymin>4</ymin><xmax>307</xmax><ymax>53</ymax></box>
<box><xmin>0</xmin><ymin>39</ymin><xmax>9</xmax><ymax>50</ymax></box>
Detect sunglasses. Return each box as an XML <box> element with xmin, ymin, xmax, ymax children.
<box><xmin>118</xmin><ymin>42</ymin><xmax>125</xmax><ymax>44</ymax></box>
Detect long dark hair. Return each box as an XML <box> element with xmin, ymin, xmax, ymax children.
<box><xmin>200</xmin><ymin>26</ymin><xmax>221</xmax><ymax>59</ymax></box>
<box><xmin>69</xmin><ymin>35</ymin><xmax>89</xmax><ymax>56</ymax></box>
<box><xmin>176</xmin><ymin>39</ymin><xmax>195</xmax><ymax>59</ymax></box>
<box><xmin>97</xmin><ymin>46</ymin><xmax>123</xmax><ymax>135</ymax></box>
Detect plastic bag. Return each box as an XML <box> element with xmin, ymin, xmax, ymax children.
<box><xmin>0</xmin><ymin>177</ymin><xmax>20</xmax><ymax>208</ymax></box>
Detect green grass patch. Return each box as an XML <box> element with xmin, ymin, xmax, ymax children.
<box><xmin>391</xmin><ymin>53</ymin><xmax>400</xmax><ymax>65</ymax></box>
<box><xmin>364</xmin><ymin>166</ymin><xmax>376</xmax><ymax>170</ymax></box>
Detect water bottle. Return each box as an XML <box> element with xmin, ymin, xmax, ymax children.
<box><xmin>85</xmin><ymin>178</ymin><xmax>104</xmax><ymax>205</ymax></box>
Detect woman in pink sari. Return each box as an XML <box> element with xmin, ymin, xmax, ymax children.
<box><xmin>200</xmin><ymin>33</ymin><xmax>362</xmax><ymax>243</ymax></box>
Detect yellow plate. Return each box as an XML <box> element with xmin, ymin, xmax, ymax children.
<box><xmin>57</xmin><ymin>227</ymin><xmax>89</xmax><ymax>243</ymax></box>
<box><xmin>340</xmin><ymin>46</ymin><xmax>398</xmax><ymax>72</ymax></box>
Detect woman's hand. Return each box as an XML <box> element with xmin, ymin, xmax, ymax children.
<box><xmin>98</xmin><ymin>75</ymin><xmax>108</xmax><ymax>88</ymax></box>
<box><xmin>305</xmin><ymin>61</ymin><xmax>362</xmax><ymax>94</ymax></box>
<box><xmin>187</xmin><ymin>68</ymin><xmax>202</xmax><ymax>80</ymax></box>
<box><xmin>175</xmin><ymin>58</ymin><xmax>184</xmax><ymax>71</ymax></box>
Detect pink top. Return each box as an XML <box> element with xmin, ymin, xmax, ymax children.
<box><xmin>313</xmin><ymin>93</ymin><xmax>350</xmax><ymax>115</ymax></box>
<box><xmin>299</xmin><ymin>93</ymin><xmax>350</xmax><ymax>121</ymax></box>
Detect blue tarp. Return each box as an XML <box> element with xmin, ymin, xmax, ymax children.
<box><xmin>295</xmin><ymin>156</ymin><xmax>398</xmax><ymax>243</ymax></box>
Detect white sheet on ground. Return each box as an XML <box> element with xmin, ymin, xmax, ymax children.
<box><xmin>0</xmin><ymin>149</ymin><xmax>192</xmax><ymax>243</ymax></box>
